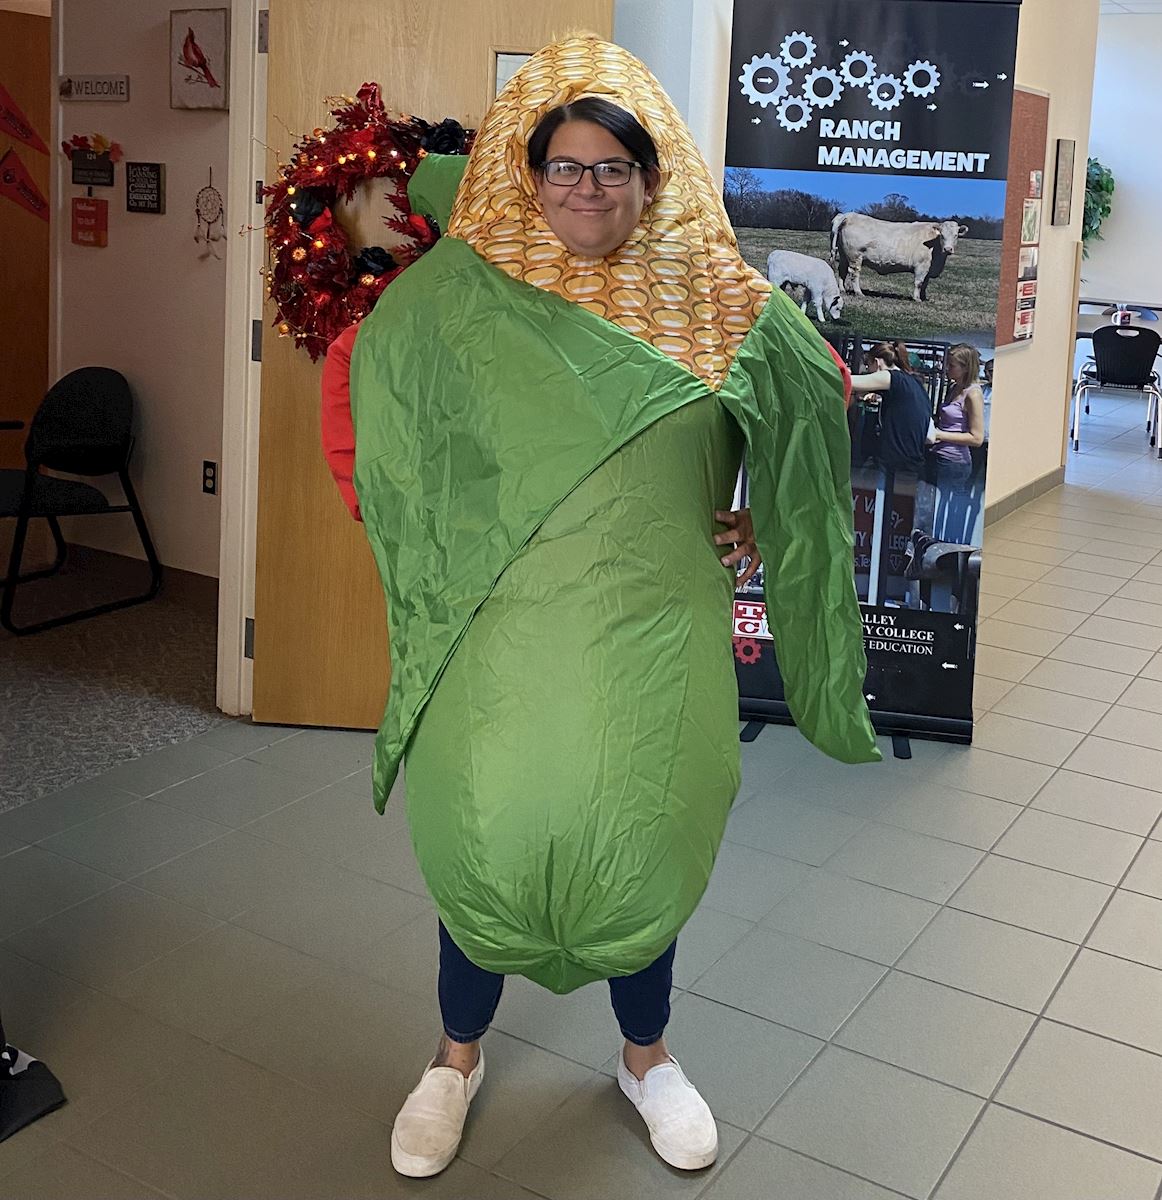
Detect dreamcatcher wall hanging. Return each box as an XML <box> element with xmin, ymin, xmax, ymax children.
<box><xmin>195</xmin><ymin>166</ymin><xmax>225</xmax><ymax>257</ymax></box>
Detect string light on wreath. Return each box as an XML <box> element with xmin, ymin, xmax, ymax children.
<box><xmin>261</xmin><ymin>82</ymin><xmax>474</xmax><ymax>360</ymax></box>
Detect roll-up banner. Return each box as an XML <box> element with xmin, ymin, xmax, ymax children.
<box><xmin>727</xmin><ymin>0</ymin><xmax>1021</xmax><ymax>743</ymax></box>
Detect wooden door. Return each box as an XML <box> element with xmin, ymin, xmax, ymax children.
<box><xmin>253</xmin><ymin>0</ymin><xmax>613</xmax><ymax>728</ymax></box>
<box><xmin>0</xmin><ymin>11</ymin><xmax>50</xmax><ymax>470</ymax></box>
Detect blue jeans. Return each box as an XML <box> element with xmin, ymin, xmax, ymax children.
<box><xmin>438</xmin><ymin>922</ymin><xmax>675</xmax><ymax>1046</ymax></box>
<box><xmin>933</xmin><ymin>460</ymin><xmax>975</xmax><ymax>544</ymax></box>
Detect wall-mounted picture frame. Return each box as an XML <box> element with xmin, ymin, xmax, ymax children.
<box><xmin>494</xmin><ymin>51</ymin><xmax>531</xmax><ymax>99</ymax></box>
<box><xmin>1052</xmin><ymin>138</ymin><xmax>1076</xmax><ymax>227</ymax></box>
<box><xmin>170</xmin><ymin>8</ymin><xmax>229</xmax><ymax>110</ymax></box>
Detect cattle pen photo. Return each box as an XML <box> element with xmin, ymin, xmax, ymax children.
<box><xmin>725</xmin><ymin>168</ymin><xmax>1005</xmax><ymax>346</ymax></box>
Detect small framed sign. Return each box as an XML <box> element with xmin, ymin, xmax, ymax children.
<box><xmin>59</xmin><ymin>75</ymin><xmax>129</xmax><ymax>102</ymax></box>
<box><xmin>71</xmin><ymin>196</ymin><xmax>109</xmax><ymax>247</ymax></box>
<box><xmin>126</xmin><ymin>161</ymin><xmax>165</xmax><ymax>213</ymax></box>
<box><xmin>1052</xmin><ymin>138</ymin><xmax>1076</xmax><ymax>227</ymax></box>
<box><xmin>71</xmin><ymin>149</ymin><xmax>115</xmax><ymax>187</ymax></box>
<box><xmin>171</xmin><ymin>9</ymin><xmax>229</xmax><ymax>110</ymax></box>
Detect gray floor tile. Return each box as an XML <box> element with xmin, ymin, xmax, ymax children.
<box><xmin>992</xmin><ymin>685</ymin><xmax>1110</xmax><ymax>734</ymax></box>
<box><xmin>1117</xmin><ymin>675</ymin><xmax>1162</xmax><ymax>714</ymax></box>
<box><xmin>150</xmin><ymin>757</ymin><xmax>322</xmax><ymax>827</ymax></box>
<box><xmin>723</xmin><ymin>794</ymin><xmax>866</xmax><ymax>866</ymax></box>
<box><xmin>758</xmin><ymin>1046</ymin><xmax>982</xmax><ymax>1198</ymax></box>
<box><xmin>935</xmin><ymin>1104</ymin><xmax>1162</xmax><ymax>1200</ymax></box>
<box><xmin>998</xmin><ymin>1020</ymin><xmax>1162</xmax><ymax>1160</ymax></box>
<box><xmin>95</xmin><ymin>741</ymin><xmax>236</xmax><ymax>798</ymax></box>
<box><xmin>974</xmin><ymin>643</ymin><xmax>1041</xmax><ymax>683</ymax></box>
<box><xmin>1065</xmin><ymin>736</ymin><xmax>1162</xmax><ymax>793</ymax></box>
<box><xmin>737</xmin><ymin>723</ymin><xmax>822</xmax><ymax>801</ymax></box>
<box><xmin>1049</xmin><ymin>635</ymin><xmax>1154</xmax><ymax>675</ymax></box>
<box><xmin>671</xmin><ymin>904</ymin><xmax>755</xmax><ymax>988</ymax></box>
<box><xmin>1016</xmin><ymin>582</ymin><xmax>1108</xmax><ymax>614</ymax></box>
<box><xmin>925</xmin><ymin>748</ymin><xmax>1054</xmax><ymax>804</ymax></box>
<box><xmin>491</xmin><ymin>973</ymin><xmax>626</xmax><ymax>1069</ymax></box>
<box><xmin>352</xmin><ymin>910</ymin><xmax>440</xmax><ymax>999</ymax></box>
<box><xmin>1099</xmin><ymin>594</ymin><xmax>1162</xmax><ymax>627</ymax></box>
<box><xmin>194</xmin><ymin>719</ymin><xmax>299</xmax><ymax>756</ymax></box>
<box><xmin>1032</xmin><ymin>770</ymin><xmax>1162</xmax><ymax>836</ymax></box>
<box><xmin>0</xmin><ymin>1144</ymin><xmax>171</xmax><ymax>1200</ymax></box>
<box><xmin>340</xmin><ymin>825</ymin><xmax>428</xmax><ymax>897</ymax></box>
<box><xmin>1123</xmin><ymin>840</ymin><xmax>1162</xmax><ymax>898</ymax></box>
<box><xmin>62</xmin><ymin>1040</ymin><xmax>412</xmax><ymax>1200</ymax></box>
<box><xmin>4</xmin><ymin>884</ymin><xmax>219</xmax><ymax>990</ymax></box>
<box><xmin>977</xmin><ymin>620</ymin><xmax>1067</xmax><ymax>658</ymax></box>
<box><xmin>877</xmin><ymin>786</ymin><xmax>1021</xmax><ymax>850</ymax></box>
<box><xmin>1020</xmin><ymin>658</ymin><xmax>1132</xmax><ymax>703</ymax></box>
<box><xmin>1067</xmin><ymin>554</ymin><xmax>1151</xmax><ymax>580</ymax></box>
<box><xmin>951</xmin><ymin>853</ymin><xmax>1111</xmax><ymax>942</ymax></box>
<box><xmin>992</xmin><ymin>809</ymin><xmax>1143</xmax><ymax>884</ymax></box>
<box><xmin>134</xmin><ymin>829</ymin><xmax>331</xmax><ymax>920</ymax></box>
<box><xmin>988</xmin><ymin>538</ymin><xmax>1074</xmax><ymax>566</ymax></box>
<box><xmin>1139</xmin><ymin>649</ymin><xmax>1162</xmax><ymax>679</ymax></box>
<box><xmin>1038</xmin><ymin>566</ymin><xmax>1125</xmax><ymax>596</ymax></box>
<box><xmin>244</xmin><ymin>779</ymin><xmax>405</xmax><ymax>863</ymax></box>
<box><xmin>1090</xmin><ymin>704</ymin><xmax>1162</xmax><ymax>749</ymax></box>
<box><xmin>0</xmin><ymin>776</ymin><xmax>138</xmax><ymax>842</ymax></box>
<box><xmin>971</xmin><ymin>674</ymin><xmax>1015</xmax><ymax>713</ymax></box>
<box><xmin>972</xmin><ymin>713</ymin><xmax>1085</xmax><ymax>767</ymax></box>
<box><xmin>1047</xmin><ymin>948</ymin><xmax>1162</xmax><ymax>1056</ymax></box>
<box><xmin>823</xmin><ymin>823</ymin><xmax>983</xmax><ymax>903</ymax></box>
<box><xmin>112</xmin><ymin>923</ymin><xmax>327</xmax><ymax>1043</ymax></box>
<box><xmin>246</xmin><ymin>728</ymin><xmax>375</xmax><ymax>785</ymax></box>
<box><xmin>600</xmin><ymin>992</ymin><xmax>823</xmax><ymax>1131</ymax></box>
<box><xmin>763</xmin><ymin>871</ymin><xmax>937</xmax><ymax>964</ymax></box>
<box><xmin>690</xmin><ymin>927</ymin><xmax>884</xmax><ymax>1038</ymax></box>
<box><xmin>1074</xmin><ymin>614</ymin><xmax>1162</xmax><ymax>652</ymax></box>
<box><xmin>232</xmin><ymin>861</ymin><xmax>430</xmax><ymax>975</ymax></box>
<box><xmin>700</xmin><ymin>1138</ymin><xmax>901</xmax><ymax>1200</ymax></box>
<box><xmin>984</xmin><ymin>554</ymin><xmax>1050</xmax><ymax>583</ymax></box>
<box><xmin>0</xmin><ymin>944</ymin><xmax>98</xmax><ymax>1036</ymax></box>
<box><xmin>898</xmin><ymin>908</ymin><xmax>1075</xmax><ymax>1011</ymax></box>
<box><xmin>698</xmin><ymin>842</ymin><xmax>816</xmax><ymax>921</ymax></box>
<box><xmin>40</xmin><ymin>800</ymin><xmax>230</xmax><ymax>880</ymax></box>
<box><xmin>991</xmin><ymin>600</ymin><xmax>1086</xmax><ymax>635</ymax></box>
<box><xmin>979</xmin><ymin>571</ymin><xmax>1029</xmax><ymax>599</ymax></box>
<box><xmin>1087</xmin><ymin>889</ymin><xmax>1162</xmax><ymax>969</ymax></box>
<box><xmin>0</xmin><ymin>830</ymin><xmax>25</xmax><ymax>857</ymax></box>
<box><xmin>836</xmin><ymin>972</ymin><xmax>1035</xmax><ymax>1096</ymax></box>
<box><xmin>0</xmin><ymin>1123</ymin><xmax>57</xmax><ymax>1175</ymax></box>
<box><xmin>493</xmin><ymin>1074</ymin><xmax>745</xmax><ymax>1200</ymax></box>
<box><xmin>0</xmin><ymin>845</ymin><xmax>118</xmax><ymax>940</ymax></box>
<box><xmin>11</xmin><ymin>992</ymin><xmax>206</xmax><ymax>1144</ymax></box>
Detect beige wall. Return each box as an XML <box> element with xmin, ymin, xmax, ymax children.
<box><xmin>986</xmin><ymin>0</ymin><xmax>1100</xmax><ymax>506</ymax></box>
<box><xmin>54</xmin><ymin>0</ymin><xmax>228</xmax><ymax>577</ymax></box>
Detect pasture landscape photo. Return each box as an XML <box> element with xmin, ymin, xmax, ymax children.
<box><xmin>725</xmin><ymin>167</ymin><xmax>1004</xmax><ymax>346</ymax></box>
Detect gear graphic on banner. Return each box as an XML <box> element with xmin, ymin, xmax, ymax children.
<box><xmin>840</xmin><ymin>49</ymin><xmax>877</xmax><ymax>88</ymax></box>
<box><xmin>904</xmin><ymin>59</ymin><xmax>942</xmax><ymax>98</ymax></box>
<box><xmin>733</xmin><ymin>637</ymin><xmax>762</xmax><ymax>665</ymax></box>
<box><xmin>803</xmin><ymin>65</ymin><xmax>844</xmax><ymax>109</ymax></box>
<box><xmin>737</xmin><ymin>53</ymin><xmax>792</xmax><ymax>107</ymax></box>
<box><xmin>776</xmin><ymin>94</ymin><xmax>813</xmax><ymax>133</ymax></box>
<box><xmin>868</xmin><ymin>73</ymin><xmax>905</xmax><ymax>112</ymax></box>
<box><xmin>779</xmin><ymin>31</ymin><xmax>817</xmax><ymax>68</ymax></box>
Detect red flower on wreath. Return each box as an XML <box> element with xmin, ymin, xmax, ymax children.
<box><xmin>262</xmin><ymin>82</ymin><xmax>474</xmax><ymax>360</ymax></box>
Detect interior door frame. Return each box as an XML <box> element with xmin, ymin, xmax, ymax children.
<box><xmin>216</xmin><ymin>0</ymin><xmax>266</xmax><ymax>716</ymax></box>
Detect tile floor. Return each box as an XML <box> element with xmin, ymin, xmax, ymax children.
<box><xmin>2</xmin><ymin>393</ymin><xmax>1162</xmax><ymax>1198</ymax></box>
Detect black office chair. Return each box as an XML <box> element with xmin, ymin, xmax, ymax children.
<box><xmin>0</xmin><ymin>367</ymin><xmax>162</xmax><ymax>635</ymax></box>
<box><xmin>1071</xmin><ymin>325</ymin><xmax>1162</xmax><ymax>453</ymax></box>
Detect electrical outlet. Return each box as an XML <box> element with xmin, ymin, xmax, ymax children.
<box><xmin>203</xmin><ymin>460</ymin><xmax>218</xmax><ymax>495</ymax></box>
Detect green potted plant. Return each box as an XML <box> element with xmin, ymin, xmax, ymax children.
<box><xmin>1083</xmin><ymin>157</ymin><xmax>1115</xmax><ymax>257</ymax></box>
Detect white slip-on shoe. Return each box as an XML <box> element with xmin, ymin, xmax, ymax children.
<box><xmin>617</xmin><ymin>1051</ymin><xmax>718</xmax><ymax>1171</ymax></box>
<box><xmin>390</xmin><ymin>1048</ymin><xmax>485</xmax><ymax>1178</ymax></box>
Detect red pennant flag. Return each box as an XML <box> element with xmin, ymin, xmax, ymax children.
<box><xmin>0</xmin><ymin>148</ymin><xmax>49</xmax><ymax>221</ymax></box>
<box><xmin>0</xmin><ymin>80</ymin><xmax>48</xmax><ymax>154</ymax></box>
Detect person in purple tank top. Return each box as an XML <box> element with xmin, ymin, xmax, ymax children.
<box><xmin>929</xmin><ymin>343</ymin><xmax>985</xmax><ymax>543</ymax></box>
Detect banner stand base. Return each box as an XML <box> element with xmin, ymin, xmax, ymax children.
<box><xmin>738</xmin><ymin>702</ymin><xmax>973</xmax><ymax>749</ymax></box>
<box><xmin>892</xmin><ymin>735</ymin><xmax>913</xmax><ymax>760</ymax></box>
<box><xmin>740</xmin><ymin>720</ymin><xmax>766</xmax><ymax>744</ymax></box>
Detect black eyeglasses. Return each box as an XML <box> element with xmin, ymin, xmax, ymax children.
<box><xmin>540</xmin><ymin>158</ymin><xmax>641</xmax><ymax>187</ymax></box>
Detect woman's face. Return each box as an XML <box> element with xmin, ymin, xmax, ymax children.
<box><xmin>946</xmin><ymin>359</ymin><xmax>967</xmax><ymax>385</ymax></box>
<box><xmin>535</xmin><ymin>119</ymin><xmax>657</xmax><ymax>258</ymax></box>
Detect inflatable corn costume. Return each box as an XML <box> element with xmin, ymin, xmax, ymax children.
<box><xmin>350</xmin><ymin>37</ymin><xmax>878</xmax><ymax>994</ymax></box>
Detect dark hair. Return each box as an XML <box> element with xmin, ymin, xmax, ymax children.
<box><xmin>527</xmin><ymin>97</ymin><xmax>660</xmax><ymax>172</ymax></box>
<box><xmin>868</xmin><ymin>340</ymin><xmax>915</xmax><ymax>374</ymax></box>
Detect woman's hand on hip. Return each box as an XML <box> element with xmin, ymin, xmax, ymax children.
<box><xmin>714</xmin><ymin>508</ymin><xmax>761</xmax><ymax>589</ymax></box>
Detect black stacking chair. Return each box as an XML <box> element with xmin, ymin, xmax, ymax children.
<box><xmin>0</xmin><ymin>367</ymin><xmax>162</xmax><ymax>635</ymax></box>
<box><xmin>1071</xmin><ymin>325</ymin><xmax>1162</xmax><ymax>453</ymax></box>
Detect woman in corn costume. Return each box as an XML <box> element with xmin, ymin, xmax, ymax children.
<box><xmin>348</xmin><ymin>36</ymin><xmax>877</xmax><ymax>1176</ymax></box>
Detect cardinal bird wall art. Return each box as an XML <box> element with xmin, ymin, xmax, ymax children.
<box><xmin>170</xmin><ymin>9</ymin><xmax>229</xmax><ymax>110</ymax></box>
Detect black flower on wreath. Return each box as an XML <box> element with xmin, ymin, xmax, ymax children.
<box><xmin>421</xmin><ymin>118</ymin><xmax>469</xmax><ymax>155</ymax></box>
<box><xmin>287</xmin><ymin>187</ymin><xmax>327</xmax><ymax>227</ymax></box>
<box><xmin>352</xmin><ymin>246</ymin><xmax>397</xmax><ymax>278</ymax></box>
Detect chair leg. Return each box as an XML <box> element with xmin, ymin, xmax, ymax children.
<box><xmin>0</xmin><ymin>515</ymin><xmax>68</xmax><ymax>586</ymax></box>
<box><xmin>0</xmin><ymin>473</ymin><xmax>163</xmax><ymax>635</ymax></box>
